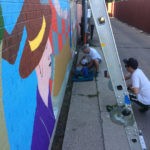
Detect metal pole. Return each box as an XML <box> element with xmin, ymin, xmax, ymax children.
<box><xmin>81</xmin><ymin>0</ymin><xmax>88</xmax><ymax>44</ymax></box>
<box><xmin>80</xmin><ymin>0</ymin><xmax>85</xmax><ymax>43</ymax></box>
<box><xmin>84</xmin><ymin>0</ymin><xmax>88</xmax><ymax>44</ymax></box>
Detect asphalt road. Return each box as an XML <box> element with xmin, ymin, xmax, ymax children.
<box><xmin>111</xmin><ymin>18</ymin><xmax>150</xmax><ymax>149</ymax></box>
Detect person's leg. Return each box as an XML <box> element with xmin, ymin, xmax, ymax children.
<box><xmin>88</xmin><ymin>60</ymin><xmax>94</xmax><ymax>69</ymax></box>
<box><xmin>130</xmin><ymin>99</ymin><xmax>149</xmax><ymax>112</ymax></box>
<box><xmin>93</xmin><ymin>59</ymin><xmax>99</xmax><ymax>72</ymax></box>
<box><xmin>131</xmin><ymin>100</ymin><xmax>147</xmax><ymax>107</ymax></box>
<box><xmin>88</xmin><ymin>59</ymin><xmax>100</xmax><ymax>77</ymax></box>
<box><xmin>90</xmin><ymin>25</ymin><xmax>94</xmax><ymax>40</ymax></box>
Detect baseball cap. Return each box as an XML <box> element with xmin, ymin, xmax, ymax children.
<box><xmin>123</xmin><ymin>57</ymin><xmax>138</xmax><ymax>69</ymax></box>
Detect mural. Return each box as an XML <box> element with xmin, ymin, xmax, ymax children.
<box><xmin>0</xmin><ymin>0</ymin><xmax>77</xmax><ymax>149</ymax></box>
<box><xmin>0</xmin><ymin>5</ymin><xmax>9</xmax><ymax>149</ymax></box>
<box><xmin>70</xmin><ymin>2</ymin><xmax>77</xmax><ymax>51</ymax></box>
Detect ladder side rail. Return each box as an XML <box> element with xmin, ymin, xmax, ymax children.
<box><xmin>89</xmin><ymin>0</ymin><xmax>143</xmax><ymax>149</ymax></box>
<box><xmin>90</xmin><ymin>0</ymin><xmax>128</xmax><ymax>105</ymax></box>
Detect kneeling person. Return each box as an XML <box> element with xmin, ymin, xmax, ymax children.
<box><xmin>124</xmin><ymin>57</ymin><xmax>150</xmax><ymax>112</ymax></box>
<box><xmin>83</xmin><ymin>45</ymin><xmax>102</xmax><ymax>75</ymax></box>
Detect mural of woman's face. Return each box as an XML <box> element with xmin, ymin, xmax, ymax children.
<box><xmin>39</xmin><ymin>39</ymin><xmax>52</xmax><ymax>80</ymax></box>
<box><xmin>35</xmin><ymin>39</ymin><xmax>53</xmax><ymax>107</ymax></box>
<box><xmin>46</xmin><ymin>39</ymin><xmax>53</xmax><ymax>79</ymax></box>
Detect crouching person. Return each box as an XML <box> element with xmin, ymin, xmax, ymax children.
<box><xmin>83</xmin><ymin>45</ymin><xmax>102</xmax><ymax>76</ymax></box>
<box><xmin>124</xmin><ymin>57</ymin><xmax>150</xmax><ymax>112</ymax></box>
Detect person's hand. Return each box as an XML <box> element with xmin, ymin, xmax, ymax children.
<box><xmin>127</xmin><ymin>84</ymin><xmax>132</xmax><ymax>91</ymax></box>
<box><xmin>127</xmin><ymin>86</ymin><xmax>132</xmax><ymax>91</ymax></box>
<box><xmin>76</xmin><ymin>64</ymin><xmax>80</xmax><ymax>67</ymax></box>
<box><xmin>125</xmin><ymin>73</ymin><xmax>131</xmax><ymax>80</ymax></box>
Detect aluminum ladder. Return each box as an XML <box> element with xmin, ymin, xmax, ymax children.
<box><xmin>88</xmin><ymin>0</ymin><xmax>146</xmax><ymax>149</ymax></box>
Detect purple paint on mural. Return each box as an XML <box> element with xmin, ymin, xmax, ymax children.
<box><xmin>31</xmin><ymin>88</ymin><xmax>55</xmax><ymax>150</ymax></box>
<box><xmin>32</xmin><ymin>39</ymin><xmax>55</xmax><ymax>149</ymax></box>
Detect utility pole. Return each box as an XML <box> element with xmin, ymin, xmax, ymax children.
<box><xmin>81</xmin><ymin>0</ymin><xmax>87</xmax><ymax>44</ymax></box>
<box><xmin>84</xmin><ymin>0</ymin><xmax>88</xmax><ymax>44</ymax></box>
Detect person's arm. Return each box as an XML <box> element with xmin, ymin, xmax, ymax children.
<box><xmin>125</xmin><ymin>73</ymin><xmax>131</xmax><ymax>80</ymax></box>
<box><xmin>129</xmin><ymin>87</ymin><xmax>139</xmax><ymax>94</ymax></box>
<box><xmin>131</xmin><ymin>73</ymin><xmax>140</xmax><ymax>94</ymax></box>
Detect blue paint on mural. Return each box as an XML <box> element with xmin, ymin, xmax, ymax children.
<box><xmin>40</xmin><ymin>0</ymin><xmax>49</xmax><ymax>4</ymax></box>
<box><xmin>50</xmin><ymin>55</ymin><xmax>55</xmax><ymax>80</ymax></box>
<box><xmin>69</xmin><ymin>13</ymin><xmax>72</xmax><ymax>48</ymax></box>
<box><xmin>57</xmin><ymin>16</ymin><xmax>62</xmax><ymax>33</ymax></box>
<box><xmin>62</xmin><ymin>34</ymin><xmax>66</xmax><ymax>45</ymax></box>
<box><xmin>52</xmin><ymin>32</ymin><xmax>59</xmax><ymax>55</ymax></box>
<box><xmin>2</xmin><ymin>27</ymin><xmax>37</xmax><ymax>150</ymax></box>
<box><xmin>0</xmin><ymin>1</ymin><xmax>24</xmax><ymax>34</ymax></box>
<box><xmin>66</xmin><ymin>16</ymin><xmax>69</xmax><ymax>33</ymax></box>
<box><xmin>51</xmin><ymin>0</ymin><xmax>69</xmax><ymax>10</ymax></box>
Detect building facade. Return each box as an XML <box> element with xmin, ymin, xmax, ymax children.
<box><xmin>114</xmin><ymin>0</ymin><xmax>150</xmax><ymax>33</ymax></box>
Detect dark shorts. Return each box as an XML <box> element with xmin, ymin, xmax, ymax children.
<box><xmin>96</xmin><ymin>58</ymin><xmax>102</xmax><ymax>63</ymax></box>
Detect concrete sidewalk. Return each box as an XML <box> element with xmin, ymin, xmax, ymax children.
<box><xmin>62</xmin><ymin>18</ymin><xmax>150</xmax><ymax>150</ymax></box>
<box><xmin>62</xmin><ymin>47</ymin><xmax>130</xmax><ymax>150</ymax></box>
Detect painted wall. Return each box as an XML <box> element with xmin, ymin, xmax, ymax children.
<box><xmin>114</xmin><ymin>0</ymin><xmax>150</xmax><ymax>33</ymax></box>
<box><xmin>0</xmin><ymin>0</ymin><xmax>77</xmax><ymax>149</ymax></box>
